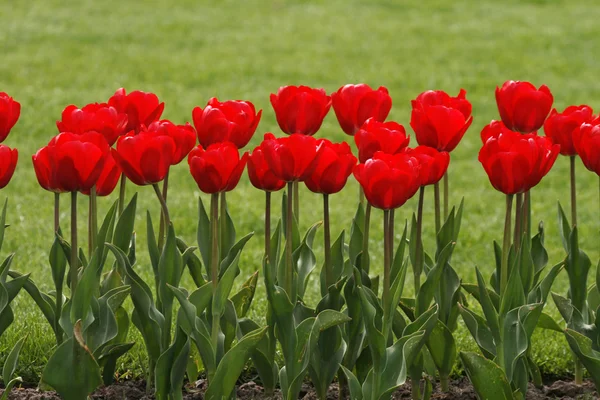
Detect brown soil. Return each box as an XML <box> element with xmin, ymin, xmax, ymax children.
<box><xmin>0</xmin><ymin>378</ymin><xmax>597</xmax><ymax>399</ymax></box>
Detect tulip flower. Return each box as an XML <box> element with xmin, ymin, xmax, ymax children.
<box><xmin>332</xmin><ymin>84</ymin><xmax>392</xmax><ymax>135</ymax></box>
<box><xmin>187</xmin><ymin>142</ymin><xmax>248</xmax><ymax>194</ymax></box>
<box><xmin>108</xmin><ymin>88</ymin><xmax>164</xmax><ymax>134</ymax></box>
<box><xmin>56</xmin><ymin>103</ymin><xmax>128</xmax><ymax>146</ymax></box>
<box><xmin>354</xmin><ymin>118</ymin><xmax>410</xmax><ymax>164</ymax></box>
<box><xmin>270</xmin><ymin>85</ymin><xmax>331</xmax><ymax>136</ymax></box>
<box><xmin>32</xmin><ymin>146</ymin><xmax>64</xmax><ymax>194</ymax></box>
<box><xmin>0</xmin><ymin>145</ymin><xmax>18</xmax><ymax>189</ymax></box>
<box><xmin>480</xmin><ymin>120</ymin><xmax>514</xmax><ymax>144</ymax></box>
<box><xmin>573</xmin><ymin>120</ymin><xmax>600</xmax><ymax>177</ymax></box>
<box><xmin>495</xmin><ymin>80</ymin><xmax>553</xmax><ymax>134</ymax></box>
<box><xmin>305</xmin><ymin>140</ymin><xmax>357</xmax><ymax>195</ymax></box>
<box><xmin>0</xmin><ymin>92</ymin><xmax>20</xmax><ymax>143</ymax></box>
<box><xmin>543</xmin><ymin>105</ymin><xmax>594</xmax><ymax>226</ymax></box>
<box><xmin>81</xmin><ymin>152</ymin><xmax>120</xmax><ymax>197</ymax></box>
<box><xmin>192</xmin><ymin>98</ymin><xmax>261</xmax><ymax>149</ymax></box>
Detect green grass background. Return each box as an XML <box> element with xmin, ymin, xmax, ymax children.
<box><xmin>1</xmin><ymin>0</ymin><xmax>599</xmax><ymax>383</ymax></box>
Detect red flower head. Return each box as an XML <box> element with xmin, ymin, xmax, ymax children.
<box><xmin>480</xmin><ymin>120</ymin><xmax>516</xmax><ymax>144</ymax></box>
<box><xmin>261</xmin><ymin>133</ymin><xmax>323</xmax><ymax>182</ymax></box>
<box><xmin>543</xmin><ymin>105</ymin><xmax>594</xmax><ymax>156</ymax></box>
<box><xmin>495</xmin><ymin>80</ymin><xmax>553</xmax><ymax>133</ymax></box>
<box><xmin>188</xmin><ymin>142</ymin><xmax>248</xmax><ymax>194</ymax></box>
<box><xmin>112</xmin><ymin>131</ymin><xmax>175</xmax><ymax>186</ymax></box>
<box><xmin>43</xmin><ymin>132</ymin><xmax>110</xmax><ymax>193</ymax></box>
<box><xmin>247</xmin><ymin>133</ymin><xmax>286</xmax><ymax>192</ymax></box>
<box><xmin>0</xmin><ymin>145</ymin><xmax>18</xmax><ymax>189</ymax></box>
<box><xmin>148</xmin><ymin>120</ymin><xmax>197</xmax><ymax>164</ymax></box>
<box><xmin>332</xmin><ymin>84</ymin><xmax>392</xmax><ymax>135</ymax></box>
<box><xmin>573</xmin><ymin>119</ymin><xmax>600</xmax><ymax>176</ymax></box>
<box><xmin>353</xmin><ymin>152</ymin><xmax>421</xmax><ymax>210</ymax></box>
<box><xmin>405</xmin><ymin>146</ymin><xmax>450</xmax><ymax>187</ymax></box>
<box><xmin>478</xmin><ymin>127</ymin><xmax>559</xmax><ymax>195</ymax></box>
<box><xmin>57</xmin><ymin>103</ymin><xmax>129</xmax><ymax>146</ymax></box>
<box><xmin>354</xmin><ymin>118</ymin><xmax>410</xmax><ymax>163</ymax></box>
<box><xmin>192</xmin><ymin>98</ymin><xmax>262</xmax><ymax>149</ymax></box>
<box><xmin>0</xmin><ymin>93</ymin><xmax>20</xmax><ymax>143</ymax></box>
<box><xmin>305</xmin><ymin>139</ymin><xmax>357</xmax><ymax>194</ymax></box>
<box><xmin>270</xmin><ymin>85</ymin><xmax>331</xmax><ymax>136</ymax></box>
<box><xmin>108</xmin><ymin>88</ymin><xmax>164</xmax><ymax>133</ymax></box>
<box><xmin>81</xmin><ymin>152</ymin><xmax>121</xmax><ymax>197</ymax></box>
<box><xmin>410</xmin><ymin>89</ymin><xmax>473</xmax><ymax>152</ymax></box>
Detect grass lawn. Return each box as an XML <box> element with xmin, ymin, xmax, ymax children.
<box><xmin>1</xmin><ymin>0</ymin><xmax>599</xmax><ymax>383</ymax></box>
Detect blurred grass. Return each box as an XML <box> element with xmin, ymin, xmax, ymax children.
<box><xmin>1</xmin><ymin>0</ymin><xmax>599</xmax><ymax>382</ymax></box>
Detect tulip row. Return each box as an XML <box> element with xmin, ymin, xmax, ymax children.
<box><xmin>0</xmin><ymin>81</ymin><xmax>599</xmax><ymax>400</ymax></box>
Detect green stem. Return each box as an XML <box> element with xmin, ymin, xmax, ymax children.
<box><xmin>54</xmin><ymin>193</ymin><xmax>60</xmax><ymax>233</ymax></box>
<box><xmin>91</xmin><ymin>186</ymin><xmax>97</xmax><ymax>254</ymax></box>
<box><xmin>54</xmin><ymin>192</ymin><xmax>62</xmax><ymax>345</ymax></box>
<box><xmin>440</xmin><ymin>375</ymin><xmax>449</xmax><ymax>392</ymax></box>
<box><xmin>70</xmin><ymin>191</ymin><xmax>78</xmax><ymax>294</ymax></box>
<box><xmin>210</xmin><ymin>193</ymin><xmax>220</xmax><ymax>366</ymax></box>
<box><xmin>514</xmin><ymin>192</ymin><xmax>523</xmax><ymax>253</ymax></box>
<box><xmin>158</xmin><ymin>171</ymin><xmax>169</xmax><ymax>249</ymax></box>
<box><xmin>501</xmin><ymin>194</ymin><xmax>514</xmax><ymax>296</ymax></box>
<box><xmin>383</xmin><ymin>210</ymin><xmax>391</xmax><ymax>307</ymax></box>
<box><xmin>570</xmin><ymin>156</ymin><xmax>577</xmax><ymax>227</ymax></box>
<box><xmin>118</xmin><ymin>173</ymin><xmax>126</xmax><ymax>215</ymax></box>
<box><xmin>359</xmin><ymin>186</ymin><xmax>364</xmax><ymax>206</ymax></box>
<box><xmin>220</xmin><ymin>192</ymin><xmax>227</xmax><ymax>262</ymax></box>
<box><xmin>152</xmin><ymin>183</ymin><xmax>170</xmax><ymax>227</ymax></box>
<box><xmin>575</xmin><ymin>357</ymin><xmax>584</xmax><ymax>385</ymax></box>
<box><xmin>323</xmin><ymin>194</ymin><xmax>333</xmax><ymax>288</ymax></box>
<box><xmin>443</xmin><ymin>171</ymin><xmax>449</xmax><ymax>219</ymax></box>
<box><xmin>285</xmin><ymin>182</ymin><xmax>294</xmax><ymax>296</ymax></box>
<box><xmin>265</xmin><ymin>191</ymin><xmax>271</xmax><ymax>260</ymax></box>
<box><xmin>524</xmin><ymin>190</ymin><xmax>531</xmax><ymax>241</ymax></box>
<box><xmin>434</xmin><ymin>182</ymin><xmax>441</xmax><ymax>234</ymax></box>
<box><xmin>415</xmin><ymin>186</ymin><xmax>425</xmax><ymax>293</ymax></box>
<box><xmin>293</xmin><ymin>181</ymin><xmax>299</xmax><ymax>225</ymax></box>
<box><xmin>411</xmin><ymin>379</ymin><xmax>421</xmax><ymax>400</ymax></box>
<box><xmin>362</xmin><ymin>203</ymin><xmax>371</xmax><ymax>273</ymax></box>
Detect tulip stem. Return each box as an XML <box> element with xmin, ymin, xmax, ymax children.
<box><xmin>359</xmin><ymin>186</ymin><xmax>364</xmax><ymax>206</ymax></box>
<box><xmin>434</xmin><ymin>182</ymin><xmax>441</xmax><ymax>234</ymax></box>
<box><xmin>443</xmin><ymin>171</ymin><xmax>449</xmax><ymax>219</ymax></box>
<box><xmin>265</xmin><ymin>191</ymin><xmax>271</xmax><ymax>261</ymax></box>
<box><xmin>209</xmin><ymin>193</ymin><xmax>220</xmax><ymax>372</ymax></box>
<box><xmin>323</xmin><ymin>194</ymin><xmax>333</xmax><ymax>289</ymax></box>
<box><xmin>285</xmin><ymin>182</ymin><xmax>294</xmax><ymax>296</ymax></box>
<box><xmin>362</xmin><ymin>203</ymin><xmax>371</xmax><ymax>273</ymax></box>
<box><xmin>220</xmin><ymin>192</ymin><xmax>227</xmax><ymax>261</ymax></box>
<box><xmin>501</xmin><ymin>194</ymin><xmax>514</xmax><ymax>295</ymax></box>
<box><xmin>383</xmin><ymin>210</ymin><xmax>391</xmax><ymax>309</ymax></box>
<box><xmin>570</xmin><ymin>156</ymin><xmax>577</xmax><ymax>227</ymax></box>
<box><xmin>118</xmin><ymin>173</ymin><xmax>127</xmax><ymax>215</ymax></box>
<box><xmin>524</xmin><ymin>190</ymin><xmax>531</xmax><ymax>241</ymax></box>
<box><xmin>415</xmin><ymin>186</ymin><xmax>425</xmax><ymax>293</ymax></box>
<box><xmin>158</xmin><ymin>172</ymin><xmax>169</xmax><ymax>249</ymax></box>
<box><xmin>152</xmin><ymin>183</ymin><xmax>170</xmax><ymax>227</ymax></box>
<box><xmin>54</xmin><ymin>193</ymin><xmax>60</xmax><ymax>233</ymax></box>
<box><xmin>293</xmin><ymin>181</ymin><xmax>300</xmax><ymax>225</ymax></box>
<box><xmin>514</xmin><ymin>193</ymin><xmax>523</xmax><ymax>253</ymax></box>
<box><xmin>88</xmin><ymin>186</ymin><xmax>98</xmax><ymax>257</ymax></box>
<box><xmin>70</xmin><ymin>191</ymin><xmax>78</xmax><ymax>295</ymax></box>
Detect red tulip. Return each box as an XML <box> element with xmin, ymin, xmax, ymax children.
<box><xmin>305</xmin><ymin>139</ymin><xmax>357</xmax><ymax>194</ymax></box>
<box><xmin>57</xmin><ymin>103</ymin><xmax>129</xmax><ymax>146</ymax></box>
<box><xmin>33</xmin><ymin>146</ymin><xmax>62</xmax><ymax>193</ymax></box>
<box><xmin>44</xmin><ymin>132</ymin><xmax>110</xmax><ymax>192</ymax></box>
<box><xmin>353</xmin><ymin>152</ymin><xmax>421</xmax><ymax>210</ymax></box>
<box><xmin>0</xmin><ymin>93</ymin><xmax>20</xmax><ymax>143</ymax></box>
<box><xmin>495</xmin><ymin>80</ymin><xmax>553</xmax><ymax>133</ymax></box>
<box><xmin>573</xmin><ymin>119</ymin><xmax>600</xmax><ymax>176</ymax></box>
<box><xmin>405</xmin><ymin>146</ymin><xmax>450</xmax><ymax>187</ymax></box>
<box><xmin>261</xmin><ymin>133</ymin><xmax>323</xmax><ymax>182</ymax></box>
<box><xmin>81</xmin><ymin>152</ymin><xmax>121</xmax><ymax>196</ymax></box>
<box><xmin>543</xmin><ymin>105</ymin><xmax>594</xmax><ymax>156</ymax></box>
<box><xmin>112</xmin><ymin>131</ymin><xmax>175</xmax><ymax>186</ymax></box>
<box><xmin>270</xmin><ymin>85</ymin><xmax>331</xmax><ymax>136</ymax></box>
<box><xmin>192</xmin><ymin>98</ymin><xmax>261</xmax><ymax>149</ymax></box>
<box><xmin>354</xmin><ymin>118</ymin><xmax>410</xmax><ymax>163</ymax></box>
<box><xmin>410</xmin><ymin>89</ymin><xmax>472</xmax><ymax>152</ymax></box>
<box><xmin>108</xmin><ymin>88</ymin><xmax>164</xmax><ymax>133</ymax></box>
<box><xmin>332</xmin><ymin>84</ymin><xmax>392</xmax><ymax>135</ymax></box>
<box><xmin>0</xmin><ymin>145</ymin><xmax>18</xmax><ymax>189</ymax></box>
<box><xmin>247</xmin><ymin>133</ymin><xmax>286</xmax><ymax>192</ymax></box>
<box><xmin>188</xmin><ymin>142</ymin><xmax>248</xmax><ymax>194</ymax></box>
<box><xmin>148</xmin><ymin>120</ymin><xmax>197</xmax><ymax>164</ymax></box>
<box><xmin>480</xmin><ymin>120</ymin><xmax>516</xmax><ymax>144</ymax></box>
<box><xmin>478</xmin><ymin>127</ymin><xmax>559</xmax><ymax>195</ymax></box>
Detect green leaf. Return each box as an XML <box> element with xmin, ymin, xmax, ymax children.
<box><xmin>2</xmin><ymin>336</ymin><xmax>26</xmax><ymax>385</ymax></box>
<box><xmin>536</xmin><ymin>312</ymin><xmax>562</xmax><ymax>332</ymax></box>
<box><xmin>475</xmin><ymin>268</ymin><xmax>500</xmax><ymax>345</ymax></box>
<box><xmin>219</xmin><ymin>232</ymin><xmax>253</xmax><ymax>278</ymax></box>
<box><xmin>219</xmin><ymin>195</ymin><xmax>237</xmax><ymax>263</ymax></box>
<box><xmin>147</xmin><ymin>212</ymin><xmax>160</xmax><ymax>283</ymax></box>
<box><xmin>113</xmin><ymin>194</ymin><xmax>137</xmax><ymax>253</ymax></box>
<box><xmin>557</xmin><ymin>202</ymin><xmax>571</xmax><ymax>253</ymax></box>
<box><xmin>41</xmin><ymin>321</ymin><xmax>102</xmax><ymax>400</ymax></box>
<box><xmin>309</xmin><ymin>325</ymin><xmax>346</xmax><ymax>399</ymax></box>
<box><xmin>213</xmin><ymin>252</ymin><xmax>241</xmax><ymax>318</ymax></box>
<box><xmin>230</xmin><ymin>270</ymin><xmax>258</xmax><ymax>318</ymax></box>
<box><xmin>426</xmin><ymin>320</ymin><xmax>456</xmax><ymax>382</ymax></box>
<box><xmin>415</xmin><ymin>242</ymin><xmax>454</xmax><ymax>316</ymax></box>
<box><xmin>459</xmin><ymin>352</ymin><xmax>513</xmax><ymax>400</ymax></box>
<box><xmin>177</xmin><ymin>237</ymin><xmax>205</xmax><ymax>288</ymax></box>
<box><xmin>348</xmin><ymin>203</ymin><xmax>365</xmax><ymax>269</ymax></box>
<box><xmin>565</xmin><ymin>226</ymin><xmax>591</xmax><ymax>314</ymax></box>
<box><xmin>50</xmin><ymin>236</ymin><xmax>66</xmax><ymax>304</ymax></box>
<box><xmin>565</xmin><ymin>328</ymin><xmax>600</xmax><ymax>392</ymax></box>
<box><xmin>295</xmin><ymin>222</ymin><xmax>322</xmax><ymax>300</ymax></box>
<box><xmin>340</xmin><ymin>366</ymin><xmax>363</xmax><ymax>400</ymax></box>
<box><xmin>205</xmin><ymin>327</ymin><xmax>267</xmax><ymax>400</ymax></box>
<box><xmin>0</xmin><ymin>199</ymin><xmax>7</xmax><ymax>253</ymax></box>
<box><xmin>197</xmin><ymin>196</ymin><xmax>211</xmax><ymax>273</ymax></box>
<box><xmin>7</xmin><ymin>271</ymin><xmax>56</xmax><ymax>334</ymax></box>
<box><xmin>155</xmin><ymin>327</ymin><xmax>190</xmax><ymax>400</ymax></box>
<box><xmin>0</xmin><ymin>377</ymin><xmax>22</xmax><ymax>400</ymax></box>
<box><xmin>239</xmin><ymin>318</ymin><xmax>278</xmax><ymax>394</ymax></box>
<box><xmin>458</xmin><ymin>304</ymin><xmax>496</xmax><ymax>359</ymax></box>
<box><xmin>499</xmin><ymin>264</ymin><xmax>525</xmax><ymax>318</ymax></box>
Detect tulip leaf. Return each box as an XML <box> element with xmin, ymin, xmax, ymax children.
<box><xmin>342</xmin><ymin>275</ymin><xmax>366</xmax><ymax>372</ymax></box>
<box><xmin>348</xmin><ymin>203</ymin><xmax>365</xmax><ymax>270</ymax></box>
<box><xmin>239</xmin><ymin>318</ymin><xmax>278</xmax><ymax>394</ymax></box>
<box><xmin>565</xmin><ymin>328</ymin><xmax>600</xmax><ymax>392</ymax></box>
<box><xmin>340</xmin><ymin>366</ymin><xmax>363</xmax><ymax>400</ymax></box>
<box><xmin>557</xmin><ymin>202</ymin><xmax>571</xmax><ymax>253</ymax></box>
<box><xmin>426</xmin><ymin>320</ymin><xmax>456</xmax><ymax>383</ymax></box>
<box><xmin>458</xmin><ymin>304</ymin><xmax>496</xmax><ymax>359</ymax></box>
<box><xmin>155</xmin><ymin>327</ymin><xmax>190</xmax><ymax>400</ymax></box>
<box><xmin>415</xmin><ymin>242</ymin><xmax>454</xmax><ymax>316</ymax></box>
<box><xmin>113</xmin><ymin>194</ymin><xmax>136</xmax><ymax>253</ymax></box>
<box><xmin>536</xmin><ymin>312</ymin><xmax>562</xmax><ymax>332</ymax></box>
<box><xmin>459</xmin><ymin>351</ymin><xmax>513</xmax><ymax>400</ymax></box>
<box><xmin>219</xmin><ymin>195</ymin><xmax>237</xmax><ymax>264</ymax></box>
<box><xmin>196</xmin><ymin>196</ymin><xmax>211</xmax><ymax>273</ymax></box>
<box><xmin>177</xmin><ymin>237</ymin><xmax>206</xmax><ymax>288</ymax></box>
<box><xmin>7</xmin><ymin>271</ymin><xmax>56</xmax><ymax>334</ymax></box>
<box><xmin>1</xmin><ymin>335</ymin><xmax>26</xmax><ymax>389</ymax></box>
<box><xmin>565</xmin><ymin>226</ymin><xmax>591</xmax><ymax>315</ymax></box>
<box><xmin>230</xmin><ymin>270</ymin><xmax>258</xmax><ymax>318</ymax></box>
<box><xmin>309</xmin><ymin>325</ymin><xmax>346</xmax><ymax>399</ymax></box>
<box><xmin>294</xmin><ymin>222</ymin><xmax>322</xmax><ymax>300</ymax></box>
<box><xmin>475</xmin><ymin>268</ymin><xmax>500</xmax><ymax>345</ymax></box>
